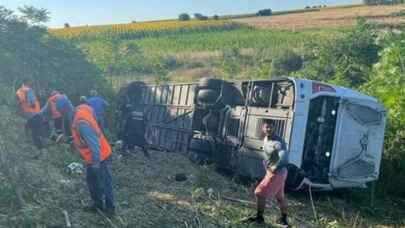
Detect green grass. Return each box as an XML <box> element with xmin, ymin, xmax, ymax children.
<box><xmin>127</xmin><ymin>27</ymin><xmax>345</xmax><ymax>53</ymax></box>
<box><xmin>76</xmin><ymin>26</ymin><xmax>347</xmax><ymax>85</ymax></box>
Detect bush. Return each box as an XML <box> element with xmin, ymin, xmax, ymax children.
<box><xmin>271</xmin><ymin>50</ymin><xmax>303</xmax><ymax>76</ymax></box>
<box><xmin>361</xmin><ymin>40</ymin><xmax>405</xmax><ymax>197</ymax></box>
<box><xmin>256</xmin><ymin>9</ymin><xmax>272</xmax><ymax>16</ymax></box>
<box><xmin>178</xmin><ymin>13</ymin><xmax>190</xmax><ymax>21</ymax></box>
<box><xmin>64</xmin><ymin>23</ymin><xmax>70</xmax><ymax>28</ymax></box>
<box><xmin>213</xmin><ymin>15</ymin><xmax>219</xmax><ymax>20</ymax></box>
<box><xmin>194</xmin><ymin>13</ymin><xmax>208</xmax><ymax>20</ymax></box>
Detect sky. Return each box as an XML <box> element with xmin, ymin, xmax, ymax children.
<box><xmin>2</xmin><ymin>0</ymin><xmax>362</xmax><ymax>28</ymax></box>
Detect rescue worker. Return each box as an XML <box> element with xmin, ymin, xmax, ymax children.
<box><xmin>16</xmin><ymin>79</ymin><xmax>44</xmax><ymax>149</ymax></box>
<box><xmin>120</xmin><ymin>106</ymin><xmax>150</xmax><ymax>158</ymax></box>
<box><xmin>39</xmin><ymin>91</ymin><xmax>73</xmax><ymax>141</ymax></box>
<box><xmin>87</xmin><ymin>90</ymin><xmax>109</xmax><ymax>132</ymax></box>
<box><xmin>71</xmin><ymin>103</ymin><xmax>115</xmax><ymax>216</ymax></box>
<box><xmin>244</xmin><ymin>121</ymin><xmax>289</xmax><ymax>226</ymax></box>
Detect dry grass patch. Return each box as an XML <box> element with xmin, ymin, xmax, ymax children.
<box><xmin>233</xmin><ymin>4</ymin><xmax>405</xmax><ymax>30</ymax></box>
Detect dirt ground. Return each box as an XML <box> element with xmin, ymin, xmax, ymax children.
<box><xmin>0</xmin><ymin>104</ymin><xmax>404</xmax><ymax>227</ymax></box>
<box><xmin>233</xmin><ymin>4</ymin><xmax>405</xmax><ymax>30</ymax></box>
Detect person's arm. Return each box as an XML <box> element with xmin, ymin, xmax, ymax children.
<box><xmin>26</xmin><ymin>89</ymin><xmax>36</xmax><ymax>107</ymax></box>
<box><xmin>38</xmin><ymin>101</ymin><xmax>51</xmax><ymax>118</ymax></box>
<box><xmin>56</xmin><ymin>95</ymin><xmax>74</xmax><ymax>115</ymax></box>
<box><xmin>78</xmin><ymin>122</ymin><xmax>100</xmax><ymax>167</ymax></box>
<box><xmin>275</xmin><ymin>149</ymin><xmax>289</xmax><ymax>171</ymax></box>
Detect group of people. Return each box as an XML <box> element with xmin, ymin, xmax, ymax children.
<box><xmin>16</xmin><ymin>79</ymin><xmax>290</xmax><ymax>226</ymax></box>
<box><xmin>16</xmin><ymin>78</ymin><xmax>115</xmax><ymax>217</ymax></box>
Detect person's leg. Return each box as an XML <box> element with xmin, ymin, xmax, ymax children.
<box><xmin>243</xmin><ymin>171</ymin><xmax>277</xmax><ymax>223</ymax></box>
<box><xmin>101</xmin><ymin>157</ymin><xmax>115</xmax><ymax>215</ymax></box>
<box><xmin>275</xmin><ymin>170</ymin><xmax>289</xmax><ymax>226</ymax></box>
<box><xmin>28</xmin><ymin>116</ymin><xmax>44</xmax><ymax>149</ymax></box>
<box><xmin>256</xmin><ymin>195</ymin><xmax>266</xmax><ymax>220</ymax></box>
<box><xmin>85</xmin><ymin>166</ymin><xmax>103</xmax><ymax>211</ymax></box>
<box><xmin>62</xmin><ymin>115</ymin><xmax>73</xmax><ymax>143</ymax></box>
<box><xmin>54</xmin><ymin>117</ymin><xmax>63</xmax><ymax>135</ymax></box>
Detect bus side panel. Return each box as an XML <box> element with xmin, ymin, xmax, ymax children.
<box><xmin>236</xmin><ymin>108</ymin><xmax>293</xmax><ymax>179</ymax></box>
<box><xmin>142</xmin><ymin>83</ymin><xmax>196</xmax><ymax>152</ymax></box>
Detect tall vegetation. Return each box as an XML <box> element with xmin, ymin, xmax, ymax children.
<box><xmin>0</xmin><ymin>6</ymin><xmax>108</xmax><ymax>102</ymax></box>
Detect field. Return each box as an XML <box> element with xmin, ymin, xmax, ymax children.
<box><xmin>50</xmin><ymin>20</ymin><xmax>240</xmax><ymax>40</ymax></box>
<box><xmin>233</xmin><ymin>4</ymin><xmax>405</xmax><ymax>29</ymax></box>
<box><xmin>50</xmin><ymin>4</ymin><xmax>405</xmax><ymax>41</ymax></box>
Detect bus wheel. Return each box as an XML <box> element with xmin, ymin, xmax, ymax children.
<box><xmin>188</xmin><ymin>138</ymin><xmax>212</xmax><ymax>165</ymax></box>
<box><xmin>197</xmin><ymin>89</ymin><xmax>220</xmax><ymax>105</ymax></box>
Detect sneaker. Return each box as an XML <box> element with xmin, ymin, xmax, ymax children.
<box><xmin>276</xmin><ymin>217</ymin><xmax>289</xmax><ymax>227</ymax></box>
<box><xmin>241</xmin><ymin>215</ymin><xmax>265</xmax><ymax>224</ymax></box>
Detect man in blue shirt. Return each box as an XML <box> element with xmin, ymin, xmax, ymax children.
<box><xmin>87</xmin><ymin>90</ymin><xmax>109</xmax><ymax>132</ymax></box>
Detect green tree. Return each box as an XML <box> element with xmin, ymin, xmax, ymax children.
<box><xmin>361</xmin><ymin>40</ymin><xmax>405</xmax><ymax>196</ymax></box>
<box><xmin>297</xmin><ymin>19</ymin><xmax>380</xmax><ymax>87</ymax></box>
<box><xmin>178</xmin><ymin>13</ymin><xmax>190</xmax><ymax>21</ymax></box>
<box><xmin>0</xmin><ymin>6</ymin><xmax>108</xmax><ymax>102</ymax></box>
<box><xmin>18</xmin><ymin>5</ymin><xmax>50</xmax><ymax>24</ymax></box>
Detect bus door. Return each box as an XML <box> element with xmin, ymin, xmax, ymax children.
<box><xmin>329</xmin><ymin>98</ymin><xmax>386</xmax><ymax>187</ymax></box>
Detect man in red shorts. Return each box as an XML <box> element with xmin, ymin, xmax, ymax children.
<box><xmin>244</xmin><ymin>121</ymin><xmax>289</xmax><ymax>226</ymax></box>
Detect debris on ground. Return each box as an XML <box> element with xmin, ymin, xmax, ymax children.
<box><xmin>65</xmin><ymin>162</ymin><xmax>84</xmax><ymax>174</ymax></box>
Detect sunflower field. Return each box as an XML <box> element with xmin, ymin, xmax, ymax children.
<box><xmin>50</xmin><ymin>19</ymin><xmax>241</xmax><ymax>40</ymax></box>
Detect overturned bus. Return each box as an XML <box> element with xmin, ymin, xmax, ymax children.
<box><xmin>118</xmin><ymin>77</ymin><xmax>386</xmax><ymax>191</ymax></box>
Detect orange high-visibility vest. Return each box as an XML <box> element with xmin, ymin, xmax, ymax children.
<box><xmin>71</xmin><ymin>104</ymin><xmax>112</xmax><ymax>164</ymax></box>
<box><xmin>48</xmin><ymin>93</ymin><xmax>63</xmax><ymax>119</ymax></box>
<box><xmin>16</xmin><ymin>85</ymin><xmax>40</xmax><ymax>114</ymax></box>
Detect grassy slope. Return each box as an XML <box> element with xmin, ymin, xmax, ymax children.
<box><xmin>0</xmin><ymin>102</ymin><xmax>404</xmax><ymax>227</ymax></box>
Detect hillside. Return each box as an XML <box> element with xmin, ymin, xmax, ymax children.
<box><xmin>0</xmin><ymin>102</ymin><xmax>404</xmax><ymax>227</ymax></box>
<box><xmin>50</xmin><ymin>4</ymin><xmax>405</xmax><ymax>40</ymax></box>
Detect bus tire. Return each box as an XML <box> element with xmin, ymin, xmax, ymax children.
<box><xmin>197</xmin><ymin>89</ymin><xmax>219</xmax><ymax>104</ymax></box>
<box><xmin>198</xmin><ymin>78</ymin><xmax>224</xmax><ymax>90</ymax></box>
<box><xmin>188</xmin><ymin>138</ymin><xmax>212</xmax><ymax>165</ymax></box>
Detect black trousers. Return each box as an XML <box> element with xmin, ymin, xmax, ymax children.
<box><xmin>26</xmin><ymin>115</ymin><xmax>49</xmax><ymax>149</ymax></box>
<box><xmin>86</xmin><ymin>157</ymin><xmax>115</xmax><ymax>212</ymax></box>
